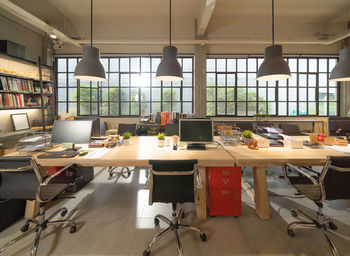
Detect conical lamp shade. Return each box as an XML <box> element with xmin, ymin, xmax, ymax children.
<box><xmin>257</xmin><ymin>45</ymin><xmax>291</xmax><ymax>81</ymax></box>
<box><xmin>329</xmin><ymin>48</ymin><xmax>350</xmax><ymax>82</ymax></box>
<box><xmin>74</xmin><ymin>46</ymin><xmax>106</xmax><ymax>82</ymax></box>
<box><xmin>156</xmin><ymin>46</ymin><xmax>183</xmax><ymax>82</ymax></box>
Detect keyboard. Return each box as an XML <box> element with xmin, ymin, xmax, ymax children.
<box><xmin>37</xmin><ymin>150</ymin><xmax>79</xmax><ymax>159</ymax></box>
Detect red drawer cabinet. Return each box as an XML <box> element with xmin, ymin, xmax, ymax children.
<box><xmin>207</xmin><ymin>167</ymin><xmax>242</xmax><ymax>216</ymax></box>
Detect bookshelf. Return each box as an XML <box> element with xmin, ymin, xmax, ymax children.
<box><xmin>0</xmin><ymin>54</ymin><xmax>55</xmax><ymax>131</ymax></box>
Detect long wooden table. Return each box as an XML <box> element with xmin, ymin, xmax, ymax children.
<box><xmin>224</xmin><ymin>138</ymin><xmax>347</xmax><ymax>220</ymax></box>
<box><xmin>34</xmin><ymin>136</ymin><xmax>236</xmax><ymax>221</ymax></box>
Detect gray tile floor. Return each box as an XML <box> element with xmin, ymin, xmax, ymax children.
<box><xmin>0</xmin><ymin>166</ymin><xmax>349</xmax><ymax>256</ymax></box>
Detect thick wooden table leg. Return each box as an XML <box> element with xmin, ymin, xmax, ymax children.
<box><xmin>253</xmin><ymin>166</ymin><xmax>270</xmax><ymax>219</ymax></box>
<box><xmin>25</xmin><ymin>200</ymin><xmax>39</xmax><ymax>219</ymax></box>
<box><xmin>196</xmin><ymin>167</ymin><xmax>207</xmax><ymax>221</ymax></box>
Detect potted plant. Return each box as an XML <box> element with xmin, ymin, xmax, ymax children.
<box><xmin>242</xmin><ymin>130</ymin><xmax>253</xmax><ymax>144</ymax></box>
<box><xmin>253</xmin><ymin>113</ymin><xmax>261</xmax><ymax>121</ymax></box>
<box><xmin>122</xmin><ymin>132</ymin><xmax>132</xmax><ymax>146</ymax></box>
<box><xmin>157</xmin><ymin>132</ymin><xmax>165</xmax><ymax>147</ymax></box>
<box><xmin>264</xmin><ymin>113</ymin><xmax>270</xmax><ymax>121</ymax></box>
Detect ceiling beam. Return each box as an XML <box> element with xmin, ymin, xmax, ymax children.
<box><xmin>0</xmin><ymin>0</ymin><xmax>81</xmax><ymax>47</ymax></box>
<box><xmin>197</xmin><ymin>0</ymin><xmax>218</xmax><ymax>37</ymax></box>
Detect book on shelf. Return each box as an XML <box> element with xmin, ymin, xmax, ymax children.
<box><xmin>0</xmin><ymin>93</ymin><xmax>25</xmax><ymax>108</ymax></box>
<box><xmin>0</xmin><ymin>75</ymin><xmax>37</xmax><ymax>92</ymax></box>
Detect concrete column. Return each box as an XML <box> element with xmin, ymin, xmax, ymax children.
<box><xmin>194</xmin><ymin>44</ymin><xmax>207</xmax><ymax>117</ymax></box>
<box><xmin>340</xmin><ymin>81</ymin><xmax>350</xmax><ymax>116</ymax></box>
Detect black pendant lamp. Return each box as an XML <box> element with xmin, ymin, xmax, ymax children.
<box><xmin>329</xmin><ymin>48</ymin><xmax>350</xmax><ymax>82</ymax></box>
<box><xmin>74</xmin><ymin>0</ymin><xmax>106</xmax><ymax>82</ymax></box>
<box><xmin>257</xmin><ymin>0</ymin><xmax>291</xmax><ymax>81</ymax></box>
<box><xmin>156</xmin><ymin>0</ymin><xmax>183</xmax><ymax>82</ymax></box>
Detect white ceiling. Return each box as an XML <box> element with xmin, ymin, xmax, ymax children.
<box><xmin>2</xmin><ymin>0</ymin><xmax>350</xmax><ymax>54</ymax></box>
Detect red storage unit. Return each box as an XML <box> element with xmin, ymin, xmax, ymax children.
<box><xmin>207</xmin><ymin>167</ymin><xmax>242</xmax><ymax>216</ymax></box>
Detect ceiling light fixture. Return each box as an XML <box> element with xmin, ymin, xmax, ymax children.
<box><xmin>329</xmin><ymin>47</ymin><xmax>350</xmax><ymax>81</ymax></box>
<box><xmin>49</xmin><ymin>34</ymin><xmax>57</xmax><ymax>39</ymax></box>
<box><xmin>74</xmin><ymin>0</ymin><xmax>106</xmax><ymax>82</ymax></box>
<box><xmin>257</xmin><ymin>0</ymin><xmax>291</xmax><ymax>81</ymax></box>
<box><xmin>155</xmin><ymin>0</ymin><xmax>183</xmax><ymax>82</ymax></box>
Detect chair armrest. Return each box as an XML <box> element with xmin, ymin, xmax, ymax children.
<box><xmin>195</xmin><ymin>168</ymin><xmax>202</xmax><ymax>189</ymax></box>
<box><xmin>300</xmin><ymin>166</ymin><xmax>321</xmax><ymax>176</ymax></box>
<box><xmin>283</xmin><ymin>163</ymin><xmax>319</xmax><ymax>186</ymax></box>
<box><xmin>42</xmin><ymin>163</ymin><xmax>78</xmax><ymax>186</ymax></box>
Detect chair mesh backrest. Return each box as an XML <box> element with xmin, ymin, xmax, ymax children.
<box><xmin>323</xmin><ymin>156</ymin><xmax>350</xmax><ymax>200</ymax></box>
<box><xmin>149</xmin><ymin>160</ymin><xmax>197</xmax><ymax>204</ymax></box>
<box><xmin>279</xmin><ymin>123</ymin><xmax>302</xmax><ymax>135</ymax></box>
<box><xmin>165</xmin><ymin>124</ymin><xmax>179</xmax><ymax>136</ymax></box>
<box><xmin>0</xmin><ymin>156</ymin><xmax>38</xmax><ymax>200</ymax></box>
<box><xmin>118</xmin><ymin>123</ymin><xmax>137</xmax><ymax>136</ymax></box>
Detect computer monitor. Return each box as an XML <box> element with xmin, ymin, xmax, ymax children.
<box><xmin>179</xmin><ymin>119</ymin><xmax>213</xmax><ymax>150</ymax></box>
<box><xmin>328</xmin><ymin>117</ymin><xmax>350</xmax><ymax>139</ymax></box>
<box><xmin>51</xmin><ymin>120</ymin><xmax>93</xmax><ymax>144</ymax></box>
<box><xmin>74</xmin><ymin>116</ymin><xmax>100</xmax><ymax>137</ymax></box>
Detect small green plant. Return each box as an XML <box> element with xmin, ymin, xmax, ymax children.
<box><xmin>242</xmin><ymin>130</ymin><xmax>253</xmax><ymax>139</ymax></box>
<box><xmin>265</xmin><ymin>113</ymin><xmax>270</xmax><ymax>117</ymax></box>
<box><xmin>253</xmin><ymin>113</ymin><xmax>261</xmax><ymax>117</ymax></box>
<box><xmin>122</xmin><ymin>132</ymin><xmax>132</xmax><ymax>140</ymax></box>
<box><xmin>157</xmin><ymin>132</ymin><xmax>165</xmax><ymax>140</ymax></box>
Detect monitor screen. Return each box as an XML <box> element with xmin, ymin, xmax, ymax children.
<box><xmin>179</xmin><ymin>119</ymin><xmax>213</xmax><ymax>143</ymax></box>
<box><xmin>11</xmin><ymin>113</ymin><xmax>30</xmax><ymax>131</ymax></box>
<box><xmin>74</xmin><ymin>116</ymin><xmax>100</xmax><ymax>137</ymax></box>
<box><xmin>51</xmin><ymin>120</ymin><xmax>93</xmax><ymax>144</ymax></box>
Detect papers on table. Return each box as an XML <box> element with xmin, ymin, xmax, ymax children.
<box><xmin>323</xmin><ymin>145</ymin><xmax>350</xmax><ymax>154</ymax></box>
<box><xmin>83</xmin><ymin>148</ymin><xmax>110</xmax><ymax>159</ymax></box>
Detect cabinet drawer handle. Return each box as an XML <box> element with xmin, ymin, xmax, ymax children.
<box><xmin>222</xmin><ymin>178</ymin><xmax>229</xmax><ymax>184</ymax></box>
<box><xmin>222</xmin><ymin>190</ymin><xmax>230</xmax><ymax>195</ymax></box>
<box><xmin>222</xmin><ymin>171</ymin><xmax>230</xmax><ymax>175</ymax></box>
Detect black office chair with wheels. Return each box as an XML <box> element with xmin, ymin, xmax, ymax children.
<box><xmin>108</xmin><ymin>123</ymin><xmax>137</xmax><ymax>180</ymax></box>
<box><xmin>279</xmin><ymin>123</ymin><xmax>304</xmax><ymax>136</ymax></box>
<box><xmin>143</xmin><ymin>160</ymin><xmax>206</xmax><ymax>256</ymax></box>
<box><xmin>0</xmin><ymin>156</ymin><xmax>79</xmax><ymax>256</ymax></box>
<box><xmin>165</xmin><ymin>124</ymin><xmax>179</xmax><ymax>136</ymax></box>
<box><xmin>283</xmin><ymin>156</ymin><xmax>350</xmax><ymax>256</ymax></box>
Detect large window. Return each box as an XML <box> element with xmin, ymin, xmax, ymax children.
<box><xmin>206</xmin><ymin>57</ymin><xmax>339</xmax><ymax>116</ymax></box>
<box><xmin>56</xmin><ymin>56</ymin><xmax>193</xmax><ymax>116</ymax></box>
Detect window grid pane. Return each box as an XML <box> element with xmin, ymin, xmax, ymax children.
<box><xmin>206</xmin><ymin>57</ymin><xmax>338</xmax><ymax>117</ymax></box>
<box><xmin>56</xmin><ymin>56</ymin><xmax>194</xmax><ymax>116</ymax></box>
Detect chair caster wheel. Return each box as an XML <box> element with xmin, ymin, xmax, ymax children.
<box><xmin>328</xmin><ymin>222</ymin><xmax>338</xmax><ymax>230</ymax></box>
<box><xmin>21</xmin><ymin>223</ymin><xmax>29</xmax><ymax>232</ymax></box>
<box><xmin>109</xmin><ymin>173</ymin><xmax>113</xmax><ymax>177</ymax></box>
<box><xmin>291</xmin><ymin>209</ymin><xmax>298</xmax><ymax>218</ymax></box>
<box><xmin>154</xmin><ymin>218</ymin><xmax>160</xmax><ymax>226</ymax></box>
<box><xmin>70</xmin><ymin>225</ymin><xmax>77</xmax><ymax>233</ymax></box>
<box><xmin>200</xmin><ymin>233</ymin><xmax>207</xmax><ymax>242</ymax></box>
<box><xmin>143</xmin><ymin>250</ymin><xmax>150</xmax><ymax>256</ymax></box>
<box><xmin>287</xmin><ymin>229</ymin><xmax>295</xmax><ymax>237</ymax></box>
<box><xmin>61</xmin><ymin>209</ymin><xmax>68</xmax><ymax>217</ymax></box>
<box><xmin>181</xmin><ymin>211</ymin><xmax>185</xmax><ymax>219</ymax></box>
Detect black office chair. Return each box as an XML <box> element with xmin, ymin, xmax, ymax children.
<box><xmin>279</xmin><ymin>123</ymin><xmax>304</xmax><ymax>135</ymax></box>
<box><xmin>0</xmin><ymin>156</ymin><xmax>78</xmax><ymax>256</ymax></box>
<box><xmin>108</xmin><ymin>123</ymin><xmax>137</xmax><ymax>180</ymax></box>
<box><xmin>165</xmin><ymin>124</ymin><xmax>179</xmax><ymax>136</ymax></box>
<box><xmin>283</xmin><ymin>156</ymin><xmax>350</xmax><ymax>256</ymax></box>
<box><xmin>143</xmin><ymin>160</ymin><xmax>206</xmax><ymax>256</ymax></box>
<box><xmin>235</xmin><ymin>121</ymin><xmax>254</xmax><ymax>132</ymax></box>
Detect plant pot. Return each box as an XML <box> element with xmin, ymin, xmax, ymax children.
<box><xmin>265</xmin><ymin>116</ymin><xmax>270</xmax><ymax>121</ymax></box>
<box><xmin>124</xmin><ymin>139</ymin><xmax>130</xmax><ymax>146</ymax></box>
<box><xmin>158</xmin><ymin>140</ymin><xmax>165</xmax><ymax>147</ymax></box>
<box><xmin>242</xmin><ymin>137</ymin><xmax>252</xmax><ymax>144</ymax></box>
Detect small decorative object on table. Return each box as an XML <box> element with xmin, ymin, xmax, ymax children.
<box><xmin>242</xmin><ymin>130</ymin><xmax>253</xmax><ymax>144</ymax></box>
<box><xmin>248</xmin><ymin>139</ymin><xmax>259</xmax><ymax>150</ymax></box>
<box><xmin>172</xmin><ymin>135</ymin><xmax>179</xmax><ymax>150</ymax></box>
<box><xmin>220</xmin><ymin>129</ymin><xmax>241</xmax><ymax>145</ymax></box>
<box><xmin>157</xmin><ymin>132</ymin><xmax>165</xmax><ymax>147</ymax></box>
<box><xmin>122</xmin><ymin>132</ymin><xmax>132</xmax><ymax>146</ymax></box>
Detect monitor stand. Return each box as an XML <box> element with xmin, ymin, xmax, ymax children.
<box><xmin>187</xmin><ymin>143</ymin><xmax>206</xmax><ymax>150</ymax></box>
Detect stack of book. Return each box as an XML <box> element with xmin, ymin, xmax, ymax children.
<box><xmin>0</xmin><ymin>76</ymin><xmax>36</xmax><ymax>92</ymax></box>
<box><xmin>149</xmin><ymin>112</ymin><xmax>194</xmax><ymax>124</ymax></box>
<box><xmin>0</xmin><ymin>93</ymin><xmax>25</xmax><ymax>108</ymax></box>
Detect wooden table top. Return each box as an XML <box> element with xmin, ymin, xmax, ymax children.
<box><xmin>224</xmin><ymin>135</ymin><xmax>347</xmax><ymax>167</ymax></box>
<box><xmin>33</xmin><ymin>136</ymin><xmax>235</xmax><ymax>167</ymax></box>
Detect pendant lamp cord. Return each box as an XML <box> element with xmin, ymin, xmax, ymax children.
<box><xmin>169</xmin><ymin>0</ymin><xmax>172</xmax><ymax>46</ymax></box>
<box><xmin>272</xmin><ymin>0</ymin><xmax>274</xmax><ymax>45</ymax></box>
<box><xmin>91</xmin><ymin>0</ymin><xmax>93</xmax><ymax>46</ymax></box>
